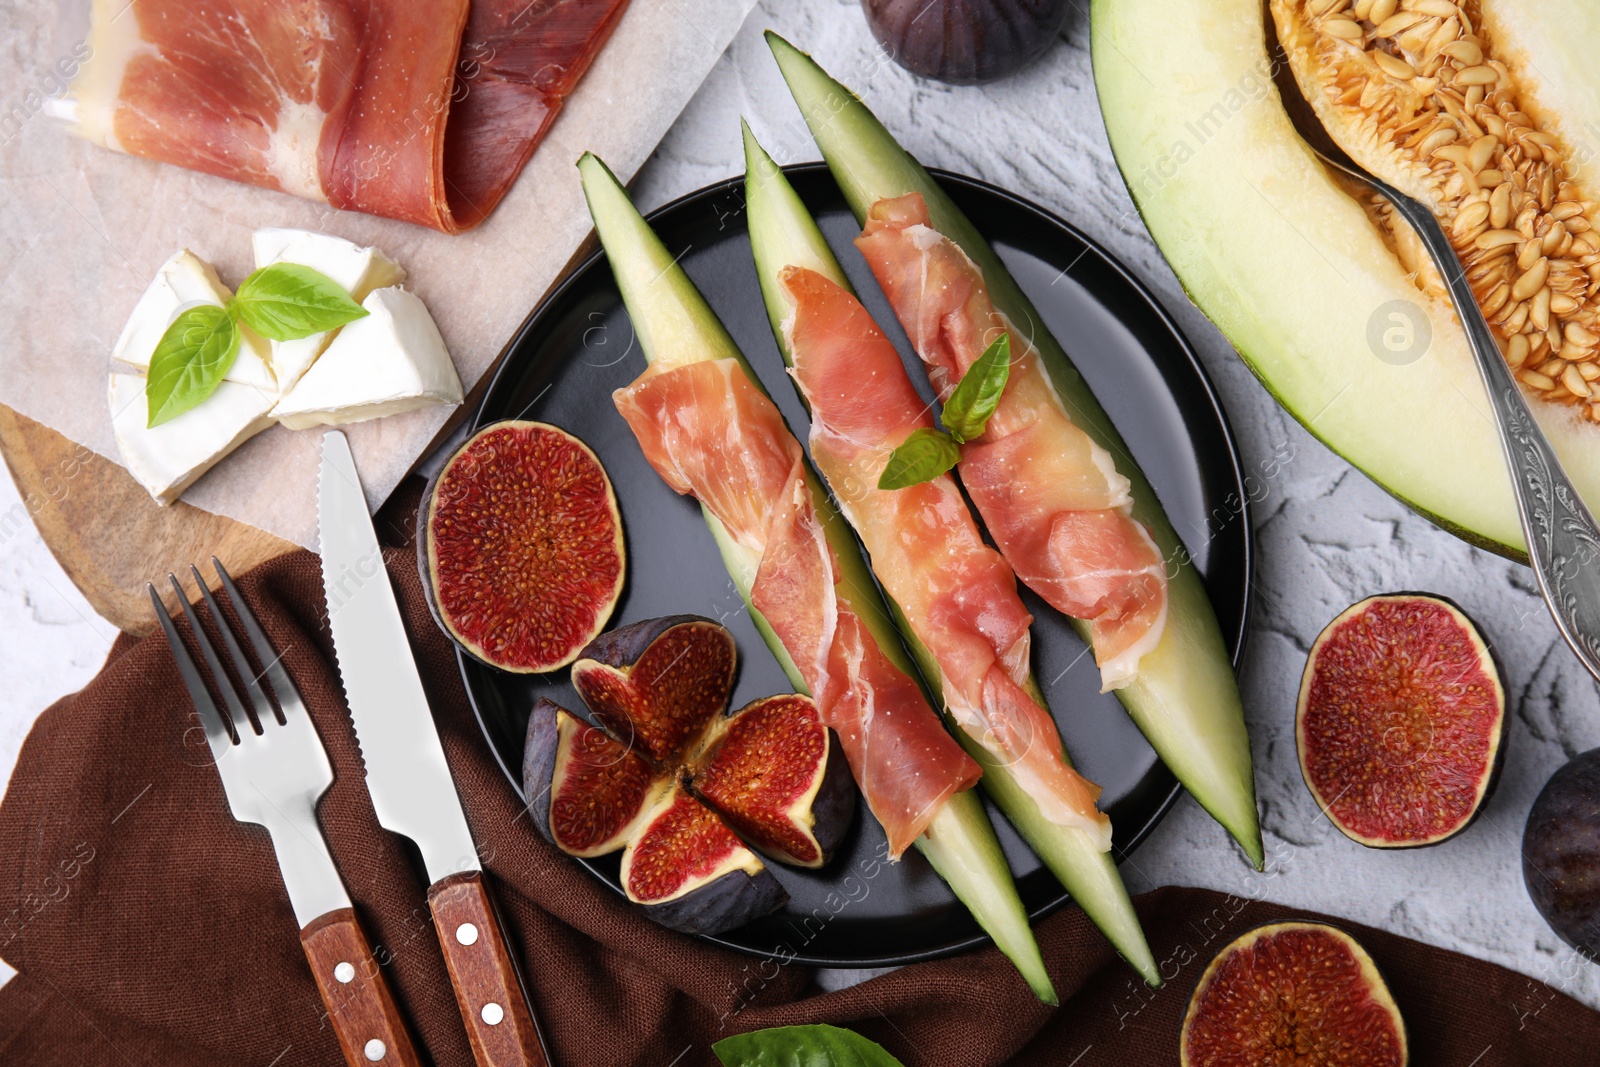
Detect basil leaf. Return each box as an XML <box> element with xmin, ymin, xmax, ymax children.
<box><xmin>877</xmin><ymin>427</ymin><xmax>961</xmax><ymax>490</ymax></box>
<box><xmin>941</xmin><ymin>332</ymin><xmax>1012</xmax><ymax>444</ymax></box>
<box><xmin>145</xmin><ymin>305</ymin><xmax>240</xmax><ymax>427</ymax></box>
<box><xmin>232</xmin><ymin>262</ymin><xmax>367</xmax><ymax>341</ymax></box>
<box><xmin>713</xmin><ymin>1024</ymin><xmax>904</xmax><ymax>1067</ymax></box>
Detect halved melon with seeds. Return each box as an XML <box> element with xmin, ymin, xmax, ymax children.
<box><xmin>1095</xmin><ymin>0</ymin><xmax>1600</xmax><ymax>557</ymax></box>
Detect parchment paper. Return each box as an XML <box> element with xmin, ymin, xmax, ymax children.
<box><xmin>0</xmin><ymin>0</ymin><xmax>757</xmax><ymax>547</ymax></box>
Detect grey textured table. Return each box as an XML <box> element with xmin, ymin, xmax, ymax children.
<box><xmin>629</xmin><ymin>0</ymin><xmax>1600</xmax><ymax>1010</ymax></box>
<box><xmin>0</xmin><ymin>0</ymin><xmax>1594</xmax><ymax>1018</ymax></box>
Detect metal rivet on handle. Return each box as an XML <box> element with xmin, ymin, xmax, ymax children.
<box><xmin>481</xmin><ymin>1002</ymin><xmax>504</xmax><ymax>1025</ymax></box>
<box><xmin>455</xmin><ymin>922</ymin><xmax>479</xmax><ymax>945</ymax></box>
<box><xmin>364</xmin><ymin>1038</ymin><xmax>386</xmax><ymax>1061</ymax></box>
<box><xmin>334</xmin><ymin>961</ymin><xmax>356</xmax><ymax>984</ymax></box>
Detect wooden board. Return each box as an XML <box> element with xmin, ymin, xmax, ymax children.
<box><xmin>0</xmin><ymin>404</ymin><xmax>295</xmax><ymax>636</ymax></box>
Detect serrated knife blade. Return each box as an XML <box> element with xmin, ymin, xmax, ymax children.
<box><xmin>318</xmin><ymin>430</ymin><xmax>550</xmax><ymax>1067</ymax></box>
<box><xmin>319</xmin><ymin>429</ymin><xmax>479</xmax><ymax>881</ymax></box>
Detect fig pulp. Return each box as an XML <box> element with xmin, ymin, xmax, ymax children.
<box><xmin>420</xmin><ymin>421</ymin><xmax>624</xmax><ymax>673</ymax></box>
<box><xmin>523</xmin><ymin>616</ymin><xmax>855</xmax><ymax>936</ymax></box>
<box><xmin>1524</xmin><ymin>748</ymin><xmax>1600</xmax><ymax>960</ymax></box>
<box><xmin>1181</xmin><ymin>922</ymin><xmax>1407</xmax><ymax>1067</ymax></box>
<box><xmin>1296</xmin><ymin>594</ymin><xmax>1507</xmax><ymax>848</ymax></box>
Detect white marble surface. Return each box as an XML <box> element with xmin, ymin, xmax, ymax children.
<box><xmin>5</xmin><ymin>0</ymin><xmax>1600</xmax><ymax>1019</ymax></box>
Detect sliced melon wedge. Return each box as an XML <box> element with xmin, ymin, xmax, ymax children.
<box><xmin>578</xmin><ymin>153</ymin><xmax>1057</xmax><ymax>1003</ymax></box>
<box><xmin>1094</xmin><ymin>0</ymin><xmax>1600</xmax><ymax>557</ymax></box>
<box><xmin>767</xmin><ymin>32</ymin><xmax>1263</xmax><ymax>869</ymax></box>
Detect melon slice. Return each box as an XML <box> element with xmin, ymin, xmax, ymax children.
<box><xmin>1094</xmin><ymin>0</ymin><xmax>1600</xmax><ymax>557</ymax></box>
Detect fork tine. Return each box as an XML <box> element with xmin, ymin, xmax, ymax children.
<box><xmin>168</xmin><ymin>573</ymin><xmax>257</xmax><ymax>737</ymax></box>
<box><xmin>212</xmin><ymin>558</ymin><xmax>311</xmax><ymax>722</ymax></box>
<box><xmin>191</xmin><ymin>565</ymin><xmax>282</xmax><ymax>728</ymax></box>
<box><xmin>148</xmin><ymin>583</ymin><xmax>238</xmax><ymax>753</ymax></box>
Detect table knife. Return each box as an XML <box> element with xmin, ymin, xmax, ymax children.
<box><xmin>318</xmin><ymin>429</ymin><xmax>552</xmax><ymax>1067</ymax></box>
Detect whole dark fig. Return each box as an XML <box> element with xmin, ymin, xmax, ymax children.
<box><xmin>1524</xmin><ymin>749</ymin><xmax>1600</xmax><ymax>960</ymax></box>
<box><xmin>861</xmin><ymin>0</ymin><xmax>1070</xmax><ymax>85</ymax></box>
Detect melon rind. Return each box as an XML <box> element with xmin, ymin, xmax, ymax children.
<box><xmin>1092</xmin><ymin>0</ymin><xmax>1600</xmax><ymax>559</ymax></box>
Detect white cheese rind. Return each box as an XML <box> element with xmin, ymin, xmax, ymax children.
<box><xmin>108</xmin><ymin>373</ymin><xmax>275</xmax><ymax>505</ymax></box>
<box><xmin>270</xmin><ymin>287</ymin><xmax>462</xmax><ymax>431</ymax></box>
<box><xmin>250</xmin><ymin>229</ymin><xmax>408</xmax><ymax>392</ymax></box>
<box><xmin>111</xmin><ymin>250</ymin><xmax>276</xmax><ymax>392</ymax></box>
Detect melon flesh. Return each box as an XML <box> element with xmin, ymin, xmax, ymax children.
<box><xmin>1094</xmin><ymin>0</ymin><xmax>1600</xmax><ymax>557</ymax></box>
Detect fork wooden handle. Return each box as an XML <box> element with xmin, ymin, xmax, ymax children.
<box><xmin>301</xmin><ymin>908</ymin><xmax>424</xmax><ymax>1067</ymax></box>
<box><xmin>428</xmin><ymin>871</ymin><xmax>551</xmax><ymax>1067</ymax></box>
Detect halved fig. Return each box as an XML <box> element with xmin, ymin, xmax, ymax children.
<box><xmin>420</xmin><ymin>421</ymin><xmax>624</xmax><ymax>674</ymax></box>
<box><xmin>1523</xmin><ymin>748</ymin><xmax>1600</xmax><ymax>960</ymax></box>
<box><xmin>523</xmin><ymin>616</ymin><xmax>856</xmax><ymax>936</ymax></box>
<box><xmin>1297</xmin><ymin>594</ymin><xmax>1507</xmax><ymax>848</ymax></box>
<box><xmin>1181</xmin><ymin>921</ymin><xmax>1407</xmax><ymax>1067</ymax></box>
<box><xmin>618</xmin><ymin>785</ymin><xmax>786</xmax><ymax>935</ymax></box>
<box><xmin>692</xmin><ymin>694</ymin><xmax>853</xmax><ymax>868</ymax></box>
<box><xmin>572</xmin><ymin>615</ymin><xmax>736</xmax><ymax>764</ymax></box>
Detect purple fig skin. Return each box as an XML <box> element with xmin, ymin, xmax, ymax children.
<box><xmin>1524</xmin><ymin>749</ymin><xmax>1600</xmax><ymax>960</ymax></box>
<box><xmin>641</xmin><ymin>866</ymin><xmax>788</xmax><ymax>937</ymax></box>
<box><xmin>860</xmin><ymin>0</ymin><xmax>1070</xmax><ymax>85</ymax></box>
<box><xmin>809</xmin><ymin>730</ymin><xmax>857</xmax><ymax>863</ymax></box>
<box><xmin>522</xmin><ymin>698</ymin><xmax>564</xmax><ymax>844</ymax></box>
<box><xmin>573</xmin><ymin>614</ymin><xmax>727</xmax><ymax>670</ymax></box>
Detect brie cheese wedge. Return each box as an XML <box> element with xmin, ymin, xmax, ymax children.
<box><xmin>112</xmin><ymin>250</ymin><xmax>276</xmax><ymax>393</ymax></box>
<box><xmin>251</xmin><ymin>229</ymin><xmax>406</xmax><ymax>392</ymax></box>
<box><xmin>270</xmin><ymin>287</ymin><xmax>462</xmax><ymax>430</ymax></box>
<box><xmin>109</xmin><ymin>373</ymin><xmax>275</xmax><ymax>505</ymax></box>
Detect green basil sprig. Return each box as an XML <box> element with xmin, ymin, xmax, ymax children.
<box><xmin>712</xmin><ymin>1023</ymin><xmax>904</xmax><ymax>1066</ymax></box>
<box><xmin>877</xmin><ymin>333</ymin><xmax>1012</xmax><ymax>490</ymax></box>
<box><xmin>146</xmin><ymin>306</ymin><xmax>240</xmax><ymax>427</ymax></box>
<box><xmin>233</xmin><ymin>262</ymin><xmax>369</xmax><ymax>340</ymax></box>
<box><xmin>143</xmin><ymin>262</ymin><xmax>367</xmax><ymax>428</ymax></box>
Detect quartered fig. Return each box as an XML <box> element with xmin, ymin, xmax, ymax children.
<box><xmin>420</xmin><ymin>421</ymin><xmax>624</xmax><ymax>674</ymax></box>
<box><xmin>1523</xmin><ymin>748</ymin><xmax>1600</xmax><ymax>960</ymax></box>
<box><xmin>523</xmin><ymin>616</ymin><xmax>856</xmax><ymax>936</ymax></box>
<box><xmin>1181</xmin><ymin>922</ymin><xmax>1408</xmax><ymax>1067</ymax></box>
<box><xmin>620</xmin><ymin>786</ymin><xmax>786</xmax><ymax>936</ymax></box>
<box><xmin>1297</xmin><ymin>594</ymin><xmax>1507</xmax><ymax>848</ymax></box>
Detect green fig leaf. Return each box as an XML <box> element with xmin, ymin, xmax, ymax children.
<box><xmin>712</xmin><ymin>1024</ymin><xmax>905</xmax><ymax>1066</ymax></box>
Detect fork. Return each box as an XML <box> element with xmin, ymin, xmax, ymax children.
<box><xmin>1274</xmin><ymin>50</ymin><xmax>1600</xmax><ymax>683</ymax></box>
<box><xmin>151</xmin><ymin>560</ymin><xmax>423</xmax><ymax>1067</ymax></box>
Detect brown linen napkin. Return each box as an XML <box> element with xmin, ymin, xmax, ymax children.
<box><xmin>1</xmin><ymin>517</ymin><xmax>1596</xmax><ymax>1065</ymax></box>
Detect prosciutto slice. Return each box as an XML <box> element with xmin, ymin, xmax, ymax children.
<box><xmin>65</xmin><ymin>0</ymin><xmax>629</xmax><ymax>232</ymax></box>
<box><xmin>613</xmin><ymin>356</ymin><xmax>980</xmax><ymax>858</ymax></box>
<box><xmin>781</xmin><ymin>266</ymin><xmax>1112</xmax><ymax>850</ymax></box>
<box><xmin>856</xmin><ymin>193</ymin><xmax>1168</xmax><ymax>692</ymax></box>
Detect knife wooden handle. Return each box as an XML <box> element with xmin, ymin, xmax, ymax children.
<box><xmin>301</xmin><ymin>907</ymin><xmax>423</xmax><ymax>1067</ymax></box>
<box><xmin>428</xmin><ymin>871</ymin><xmax>551</xmax><ymax>1067</ymax></box>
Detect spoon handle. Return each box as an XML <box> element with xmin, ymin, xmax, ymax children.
<box><xmin>1376</xmin><ymin>176</ymin><xmax>1600</xmax><ymax>678</ymax></box>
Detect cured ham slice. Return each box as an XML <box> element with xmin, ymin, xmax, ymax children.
<box><xmin>613</xmin><ymin>356</ymin><xmax>980</xmax><ymax>858</ymax></box>
<box><xmin>781</xmin><ymin>265</ymin><xmax>1112</xmax><ymax>850</ymax></box>
<box><xmin>856</xmin><ymin>193</ymin><xmax>1169</xmax><ymax>692</ymax></box>
<box><xmin>64</xmin><ymin>0</ymin><xmax>629</xmax><ymax>232</ymax></box>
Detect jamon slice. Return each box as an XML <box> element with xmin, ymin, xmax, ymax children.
<box><xmin>66</xmin><ymin>0</ymin><xmax>629</xmax><ymax>232</ymax></box>
<box><xmin>856</xmin><ymin>193</ymin><xmax>1168</xmax><ymax>691</ymax></box>
<box><xmin>782</xmin><ymin>264</ymin><xmax>1113</xmax><ymax>850</ymax></box>
<box><xmin>613</xmin><ymin>357</ymin><xmax>981</xmax><ymax>858</ymax></box>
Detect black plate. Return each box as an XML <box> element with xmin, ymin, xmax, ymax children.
<box><xmin>457</xmin><ymin>165</ymin><xmax>1252</xmax><ymax>967</ymax></box>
